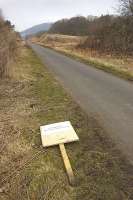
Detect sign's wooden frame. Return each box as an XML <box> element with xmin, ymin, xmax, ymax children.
<box><xmin>40</xmin><ymin>121</ymin><xmax>79</xmax><ymax>185</ymax></box>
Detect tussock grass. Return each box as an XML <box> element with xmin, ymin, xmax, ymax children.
<box><xmin>56</xmin><ymin>49</ymin><xmax>133</xmax><ymax>81</ymax></box>
<box><xmin>0</xmin><ymin>46</ymin><xmax>133</xmax><ymax>200</ymax></box>
<box><xmin>0</xmin><ymin>18</ymin><xmax>17</xmax><ymax>79</ymax></box>
<box><xmin>41</xmin><ymin>45</ymin><xmax>133</xmax><ymax>81</ymax></box>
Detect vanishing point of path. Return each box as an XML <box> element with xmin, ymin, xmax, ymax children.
<box><xmin>30</xmin><ymin>43</ymin><xmax>133</xmax><ymax>163</ymax></box>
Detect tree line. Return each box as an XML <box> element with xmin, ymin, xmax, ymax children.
<box><xmin>49</xmin><ymin>16</ymin><xmax>90</xmax><ymax>36</ymax></box>
<box><xmin>49</xmin><ymin>0</ymin><xmax>133</xmax><ymax>56</ymax></box>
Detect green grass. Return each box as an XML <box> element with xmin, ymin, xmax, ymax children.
<box><xmin>1</xmin><ymin>46</ymin><xmax>133</xmax><ymax>200</ymax></box>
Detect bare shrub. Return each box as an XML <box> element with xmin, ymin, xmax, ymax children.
<box><xmin>0</xmin><ymin>15</ymin><xmax>17</xmax><ymax>79</ymax></box>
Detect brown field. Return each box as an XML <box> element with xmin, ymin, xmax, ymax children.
<box><xmin>31</xmin><ymin>33</ymin><xmax>86</xmax><ymax>50</ymax></box>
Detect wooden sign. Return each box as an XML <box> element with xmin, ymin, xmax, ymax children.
<box><xmin>40</xmin><ymin>121</ymin><xmax>79</xmax><ymax>185</ymax></box>
<box><xmin>40</xmin><ymin>121</ymin><xmax>79</xmax><ymax>147</ymax></box>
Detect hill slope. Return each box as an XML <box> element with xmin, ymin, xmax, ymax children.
<box><xmin>21</xmin><ymin>22</ymin><xmax>52</xmax><ymax>38</ymax></box>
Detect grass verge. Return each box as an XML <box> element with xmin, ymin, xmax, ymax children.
<box><xmin>39</xmin><ymin>44</ymin><xmax>133</xmax><ymax>81</ymax></box>
<box><xmin>0</xmin><ymin>45</ymin><xmax>133</xmax><ymax>200</ymax></box>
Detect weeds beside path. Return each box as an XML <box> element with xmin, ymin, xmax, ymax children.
<box><xmin>40</xmin><ymin>44</ymin><xmax>133</xmax><ymax>81</ymax></box>
<box><xmin>32</xmin><ymin>33</ymin><xmax>133</xmax><ymax>81</ymax></box>
<box><xmin>0</xmin><ymin>45</ymin><xmax>133</xmax><ymax>200</ymax></box>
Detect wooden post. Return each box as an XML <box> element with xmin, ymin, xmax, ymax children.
<box><xmin>59</xmin><ymin>143</ymin><xmax>75</xmax><ymax>185</ymax></box>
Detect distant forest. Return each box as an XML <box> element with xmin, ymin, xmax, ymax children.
<box><xmin>49</xmin><ymin>0</ymin><xmax>133</xmax><ymax>56</ymax></box>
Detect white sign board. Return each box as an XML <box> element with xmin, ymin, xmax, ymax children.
<box><xmin>40</xmin><ymin>121</ymin><xmax>79</xmax><ymax>147</ymax></box>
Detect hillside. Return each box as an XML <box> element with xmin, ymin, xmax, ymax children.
<box><xmin>49</xmin><ymin>16</ymin><xmax>89</xmax><ymax>36</ymax></box>
<box><xmin>31</xmin><ymin>33</ymin><xmax>86</xmax><ymax>50</ymax></box>
<box><xmin>21</xmin><ymin>23</ymin><xmax>52</xmax><ymax>38</ymax></box>
<box><xmin>48</xmin><ymin>14</ymin><xmax>133</xmax><ymax>57</ymax></box>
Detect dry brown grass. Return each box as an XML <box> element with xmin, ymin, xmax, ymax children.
<box><xmin>0</xmin><ymin>45</ymin><xmax>133</xmax><ymax>200</ymax></box>
<box><xmin>32</xmin><ymin>33</ymin><xmax>133</xmax><ymax>80</ymax></box>
<box><xmin>0</xmin><ymin>18</ymin><xmax>18</xmax><ymax>79</ymax></box>
<box><xmin>31</xmin><ymin>33</ymin><xmax>86</xmax><ymax>50</ymax></box>
<box><xmin>0</xmin><ymin>46</ymin><xmax>39</xmax><ymax>199</ymax></box>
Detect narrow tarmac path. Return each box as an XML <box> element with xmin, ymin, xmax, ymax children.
<box><xmin>30</xmin><ymin>43</ymin><xmax>133</xmax><ymax>163</ymax></box>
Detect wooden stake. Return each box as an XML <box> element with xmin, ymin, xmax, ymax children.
<box><xmin>59</xmin><ymin>143</ymin><xmax>75</xmax><ymax>185</ymax></box>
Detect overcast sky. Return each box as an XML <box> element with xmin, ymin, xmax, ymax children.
<box><xmin>0</xmin><ymin>0</ymin><xmax>118</xmax><ymax>31</ymax></box>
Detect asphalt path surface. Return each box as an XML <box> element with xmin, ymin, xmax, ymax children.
<box><xmin>30</xmin><ymin>43</ymin><xmax>133</xmax><ymax>163</ymax></box>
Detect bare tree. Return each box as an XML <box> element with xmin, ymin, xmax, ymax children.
<box><xmin>119</xmin><ymin>0</ymin><xmax>133</xmax><ymax>16</ymax></box>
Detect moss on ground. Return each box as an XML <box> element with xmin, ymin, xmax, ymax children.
<box><xmin>0</xmin><ymin>46</ymin><xmax>133</xmax><ymax>200</ymax></box>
